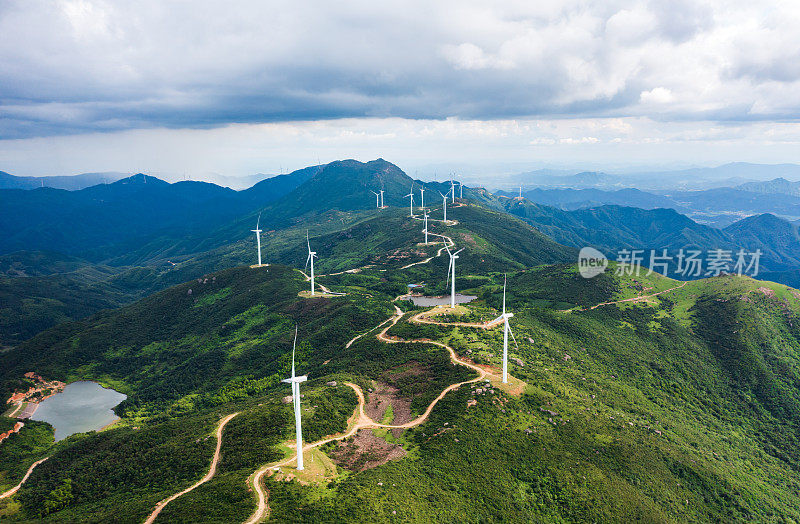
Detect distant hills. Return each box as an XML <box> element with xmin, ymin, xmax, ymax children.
<box><xmin>0</xmin><ymin>171</ymin><xmax>130</xmax><ymax>190</ymax></box>
<box><xmin>6</xmin><ymin>158</ymin><xmax>800</xmax><ymax>344</ymax></box>
<box><xmin>506</xmin><ymin>181</ymin><xmax>800</xmax><ymax>228</ymax></box>
<box><xmin>0</xmin><ymin>170</ymin><xmax>272</xmax><ymax>191</ymax></box>
<box><xmin>482</xmin><ymin>194</ymin><xmax>800</xmax><ymax>274</ymax></box>
<box><xmin>737</xmin><ymin>177</ymin><xmax>800</xmax><ymax>197</ymax></box>
<box><xmin>0</xmin><ymin>166</ymin><xmax>324</xmax><ymax>258</ymax></box>
<box><xmin>504</xmin><ymin>163</ymin><xmax>800</xmax><ymax>192</ymax></box>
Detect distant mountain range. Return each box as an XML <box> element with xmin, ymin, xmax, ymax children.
<box><xmin>0</xmin><ymin>166</ymin><xmax>322</xmax><ymax>258</ymax></box>
<box><xmin>501</xmin><ymin>179</ymin><xmax>800</xmax><ymax>228</ymax></box>
<box><xmin>502</xmin><ymin>163</ymin><xmax>800</xmax><ymax>192</ymax></box>
<box><xmin>0</xmin><ymin>171</ymin><xmax>131</xmax><ymax>190</ymax></box>
<box><xmin>0</xmin><ymin>170</ymin><xmax>272</xmax><ymax>191</ymax></box>
<box><xmin>6</xmin><ymin>158</ymin><xmax>800</xmax><ymax>344</ymax></box>
<box><xmin>476</xmin><ymin>193</ymin><xmax>800</xmax><ymax>276</ymax></box>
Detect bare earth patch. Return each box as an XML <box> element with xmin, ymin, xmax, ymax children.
<box><xmin>330</xmin><ymin>429</ymin><xmax>407</xmax><ymax>471</ymax></box>
<box><xmin>365</xmin><ymin>381</ymin><xmax>413</xmax><ymax>437</ymax></box>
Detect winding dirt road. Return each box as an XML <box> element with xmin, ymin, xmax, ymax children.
<box><xmin>563</xmin><ymin>281</ymin><xmax>689</xmax><ymax>312</ymax></box>
<box><xmin>143</xmin><ymin>412</ymin><xmax>239</xmax><ymax>524</ymax></box>
<box><xmin>0</xmin><ymin>457</ymin><xmax>48</xmax><ymax>500</ymax></box>
<box><xmin>243</xmin><ymin>214</ymin><xmax>515</xmax><ymax>523</ymax></box>
<box><xmin>244</xmin><ymin>302</ymin><xmax>506</xmax><ymax>523</ymax></box>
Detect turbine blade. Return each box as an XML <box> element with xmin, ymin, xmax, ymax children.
<box><xmin>306</xmin><ymin>230</ymin><xmax>311</xmax><ymax>252</ymax></box>
<box><xmin>503</xmin><ymin>274</ymin><xmax>507</xmax><ymax>314</ymax></box>
<box><xmin>508</xmin><ymin>323</ymin><xmax>520</xmax><ymax>351</ymax></box>
<box><xmin>304</xmin><ymin>253</ymin><xmax>311</xmax><ymax>271</ymax></box>
<box><xmin>454</xmin><ymin>248</ymin><xmax>465</xmax><ymax>255</ymax></box>
<box><xmin>292</xmin><ymin>325</ymin><xmax>298</xmax><ymax>378</ymax></box>
<box><xmin>256</xmin><ymin>212</ymin><xmax>261</xmax><ymax>230</ymax></box>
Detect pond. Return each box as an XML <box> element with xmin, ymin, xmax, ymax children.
<box><xmin>403</xmin><ymin>294</ymin><xmax>477</xmax><ymax>306</ymax></box>
<box><xmin>31</xmin><ymin>381</ymin><xmax>127</xmax><ymax>441</ymax></box>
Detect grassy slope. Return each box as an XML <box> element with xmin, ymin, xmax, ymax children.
<box><xmin>265</xmin><ymin>270</ymin><xmax>800</xmax><ymax>523</ymax></box>
<box><xmin>1</xmin><ymin>213</ymin><xmax>799</xmax><ymax>521</ymax></box>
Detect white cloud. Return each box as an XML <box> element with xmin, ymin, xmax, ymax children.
<box><xmin>640</xmin><ymin>87</ymin><xmax>674</xmax><ymax>104</ymax></box>
<box><xmin>0</xmin><ymin>0</ymin><xmax>799</xmax><ymax>171</ymax></box>
<box><xmin>440</xmin><ymin>43</ymin><xmax>514</xmax><ymax>70</ymax></box>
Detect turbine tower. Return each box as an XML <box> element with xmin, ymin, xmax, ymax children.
<box><xmin>445</xmin><ymin>245</ymin><xmax>465</xmax><ymax>308</ymax></box>
<box><xmin>370</xmin><ymin>190</ymin><xmax>380</xmax><ymax>208</ymax></box>
<box><xmin>380</xmin><ymin>189</ymin><xmax>385</xmax><ymax>208</ymax></box>
<box><xmin>251</xmin><ymin>214</ymin><xmax>263</xmax><ymax>267</ymax></box>
<box><xmin>450</xmin><ymin>175</ymin><xmax>456</xmax><ymax>203</ymax></box>
<box><xmin>519</xmin><ymin>186</ymin><xmax>522</xmax><ymax>198</ymax></box>
<box><xmin>438</xmin><ymin>189</ymin><xmax>450</xmax><ymax>222</ymax></box>
<box><xmin>491</xmin><ymin>275</ymin><xmax>519</xmax><ymax>384</ymax></box>
<box><xmin>282</xmin><ymin>327</ymin><xmax>308</xmax><ymax>470</ymax></box>
<box><xmin>405</xmin><ymin>182</ymin><xmax>416</xmax><ymax>217</ymax></box>
<box><xmin>459</xmin><ymin>181</ymin><xmax>463</xmax><ymax>198</ymax></box>
<box><xmin>423</xmin><ymin>210</ymin><xmax>429</xmax><ymax>244</ymax></box>
<box><xmin>305</xmin><ymin>230</ymin><xmax>317</xmax><ymax>296</ymax></box>
<box><xmin>419</xmin><ymin>185</ymin><xmax>425</xmax><ymax>209</ymax></box>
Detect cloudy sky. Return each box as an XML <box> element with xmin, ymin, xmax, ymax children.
<box><xmin>2</xmin><ymin>0</ymin><xmax>800</xmax><ymax>178</ymax></box>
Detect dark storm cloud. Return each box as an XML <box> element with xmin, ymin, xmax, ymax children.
<box><xmin>1</xmin><ymin>0</ymin><xmax>799</xmax><ymax>139</ymax></box>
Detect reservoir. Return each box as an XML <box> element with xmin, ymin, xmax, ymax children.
<box><xmin>31</xmin><ymin>381</ymin><xmax>127</xmax><ymax>441</ymax></box>
<box><xmin>404</xmin><ymin>294</ymin><xmax>477</xmax><ymax>306</ymax></box>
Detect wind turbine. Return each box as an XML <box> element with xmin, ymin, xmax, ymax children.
<box><xmin>379</xmin><ymin>189</ymin><xmax>385</xmax><ymax>208</ymax></box>
<box><xmin>423</xmin><ymin>210</ymin><xmax>430</xmax><ymax>244</ymax></box>
<box><xmin>491</xmin><ymin>275</ymin><xmax>519</xmax><ymax>384</ymax></box>
<box><xmin>445</xmin><ymin>245</ymin><xmax>465</xmax><ymax>308</ymax></box>
<box><xmin>251</xmin><ymin>214</ymin><xmax>263</xmax><ymax>266</ymax></box>
<box><xmin>519</xmin><ymin>186</ymin><xmax>522</xmax><ymax>198</ymax></box>
<box><xmin>438</xmin><ymin>189</ymin><xmax>450</xmax><ymax>222</ymax></box>
<box><xmin>370</xmin><ymin>190</ymin><xmax>380</xmax><ymax>208</ymax></box>
<box><xmin>405</xmin><ymin>182</ymin><xmax>416</xmax><ymax>217</ymax></box>
<box><xmin>305</xmin><ymin>230</ymin><xmax>317</xmax><ymax>296</ymax></box>
<box><xmin>450</xmin><ymin>175</ymin><xmax>456</xmax><ymax>203</ymax></box>
<box><xmin>282</xmin><ymin>326</ymin><xmax>308</xmax><ymax>470</ymax></box>
<box><xmin>459</xmin><ymin>181</ymin><xmax>464</xmax><ymax>198</ymax></box>
<box><xmin>419</xmin><ymin>185</ymin><xmax>425</xmax><ymax>209</ymax></box>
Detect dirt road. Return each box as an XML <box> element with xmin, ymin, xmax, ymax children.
<box><xmin>563</xmin><ymin>281</ymin><xmax>689</xmax><ymax>312</ymax></box>
<box><xmin>243</xmin><ymin>302</ymin><xmax>508</xmax><ymax>523</ymax></box>
<box><xmin>143</xmin><ymin>412</ymin><xmax>239</xmax><ymax>524</ymax></box>
<box><xmin>0</xmin><ymin>457</ymin><xmax>48</xmax><ymax>500</ymax></box>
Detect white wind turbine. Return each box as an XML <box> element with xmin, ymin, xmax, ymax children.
<box><xmin>370</xmin><ymin>190</ymin><xmax>380</xmax><ymax>208</ymax></box>
<box><xmin>491</xmin><ymin>274</ymin><xmax>519</xmax><ymax>384</ymax></box>
<box><xmin>423</xmin><ymin>209</ymin><xmax>430</xmax><ymax>244</ymax></box>
<box><xmin>419</xmin><ymin>185</ymin><xmax>426</xmax><ymax>210</ymax></box>
<box><xmin>450</xmin><ymin>175</ymin><xmax>456</xmax><ymax>203</ymax></box>
<box><xmin>405</xmin><ymin>182</ymin><xmax>416</xmax><ymax>217</ymax></box>
<box><xmin>251</xmin><ymin>213</ymin><xmax>263</xmax><ymax>267</ymax></box>
<box><xmin>438</xmin><ymin>189</ymin><xmax>451</xmax><ymax>222</ymax></box>
<box><xmin>379</xmin><ymin>189</ymin><xmax>385</xmax><ymax>208</ymax></box>
<box><xmin>445</xmin><ymin>245</ymin><xmax>465</xmax><ymax>308</ymax></box>
<box><xmin>282</xmin><ymin>326</ymin><xmax>308</xmax><ymax>470</ymax></box>
<box><xmin>459</xmin><ymin>181</ymin><xmax>464</xmax><ymax>198</ymax></box>
<box><xmin>305</xmin><ymin>230</ymin><xmax>317</xmax><ymax>296</ymax></box>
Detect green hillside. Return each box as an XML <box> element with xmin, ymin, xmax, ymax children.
<box><xmin>1</xmin><ymin>160</ymin><xmax>800</xmax><ymax>523</ymax></box>
<box><xmin>1</xmin><ymin>229</ymin><xmax>799</xmax><ymax>521</ymax></box>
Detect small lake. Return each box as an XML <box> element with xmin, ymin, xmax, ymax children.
<box><xmin>404</xmin><ymin>294</ymin><xmax>477</xmax><ymax>306</ymax></box>
<box><xmin>31</xmin><ymin>381</ymin><xmax>127</xmax><ymax>441</ymax></box>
